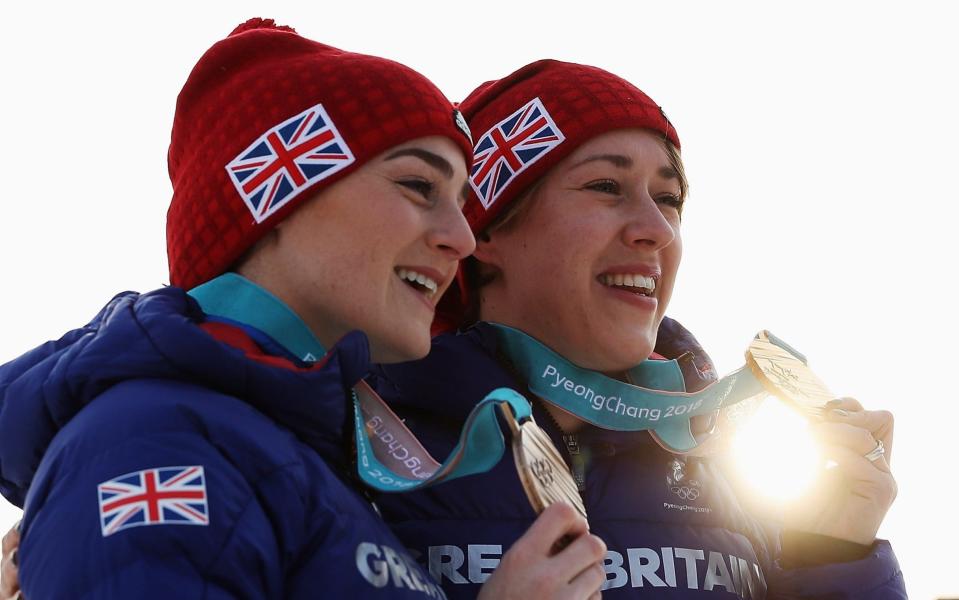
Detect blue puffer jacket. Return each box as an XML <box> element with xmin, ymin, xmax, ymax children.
<box><xmin>0</xmin><ymin>288</ymin><xmax>447</xmax><ymax>599</ymax></box>
<box><xmin>370</xmin><ymin>322</ymin><xmax>907</xmax><ymax>599</ymax></box>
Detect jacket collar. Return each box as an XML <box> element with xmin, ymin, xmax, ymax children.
<box><xmin>0</xmin><ymin>286</ymin><xmax>371</xmax><ymax>506</ymax></box>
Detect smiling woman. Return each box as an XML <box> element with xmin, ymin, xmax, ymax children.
<box><xmin>233</xmin><ymin>136</ymin><xmax>473</xmax><ymax>362</ymax></box>
<box><xmin>370</xmin><ymin>58</ymin><xmax>907</xmax><ymax>599</ymax></box>
<box><xmin>471</xmin><ymin>128</ymin><xmax>685</xmax><ymax>374</ymax></box>
<box><xmin>0</xmin><ymin>19</ymin><xmax>607</xmax><ymax>600</ymax></box>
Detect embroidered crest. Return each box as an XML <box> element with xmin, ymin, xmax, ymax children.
<box><xmin>98</xmin><ymin>465</ymin><xmax>209</xmax><ymax>537</ymax></box>
<box><xmin>665</xmin><ymin>459</ymin><xmax>702</xmax><ymax>502</ymax></box>
<box><xmin>226</xmin><ymin>104</ymin><xmax>356</xmax><ymax>223</ymax></box>
<box><xmin>470</xmin><ymin>97</ymin><xmax>564</xmax><ymax>209</ymax></box>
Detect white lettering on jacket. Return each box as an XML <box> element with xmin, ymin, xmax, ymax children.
<box><xmin>427</xmin><ymin>544</ymin><xmax>766</xmax><ymax>599</ymax></box>
<box><xmin>356</xmin><ymin>542</ymin><xmax>448</xmax><ymax>598</ymax></box>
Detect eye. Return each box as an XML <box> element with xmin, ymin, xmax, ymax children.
<box><xmin>398</xmin><ymin>178</ymin><xmax>435</xmax><ymax>202</ymax></box>
<box><xmin>584</xmin><ymin>179</ymin><xmax>621</xmax><ymax>195</ymax></box>
<box><xmin>656</xmin><ymin>194</ymin><xmax>685</xmax><ymax>217</ymax></box>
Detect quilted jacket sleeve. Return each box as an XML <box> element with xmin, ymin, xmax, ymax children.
<box><xmin>17</xmin><ymin>381</ymin><xmax>309</xmax><ymax>600</ymax></box>
<box><xmin>768</xmin><ymin>538</ymin><xmax>906</xmax><ymax>599</ymax></box>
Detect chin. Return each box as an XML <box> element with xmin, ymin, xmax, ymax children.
<box><xmin>591</xmin><ymin>334</ymin><xmax>657</xmax><ymax>372</ymax></box>
<box><xmin>369</xmin><ymin>329</ymin><xmax>431</xmax><ymax>364</ymax></box>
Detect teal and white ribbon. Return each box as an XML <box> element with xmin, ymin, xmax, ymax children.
<box><xmin>490</xmin><ymin>323</ymin><xmax>768</xmax><ymax>452</ymax></box>
<box><xmin>353</xmin><ymin>382</ymin><xmax>531</xmax><ymax>492</ymax></box>
<box><xmin>189</xmin><ymin>273</ymin><xmax>535</xmax><ymax>493</ymax></box>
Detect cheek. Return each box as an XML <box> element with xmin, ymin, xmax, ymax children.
<box><xmin>658</xmin><ymin>235</ymin><xmax>683</xmax><ymax>302</ymax></box>
<box><xmin>668</xmin><ymin>233</ymin><xmax>683</xmax><ymax>270</ymax></box>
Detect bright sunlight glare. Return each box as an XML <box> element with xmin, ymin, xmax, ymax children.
<box><xmin>731</xmin><ymin>398</ymin><xmax>821</xmax><ymax>501</ymax></box>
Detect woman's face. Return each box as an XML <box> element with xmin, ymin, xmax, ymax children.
<box><xmin>248</xmin><ymin>136</ymin><xmax>474</xmax><ymax>363</ymax></box>
<box><xmin>476</xmin><ymin>129</ymin><xmax>684</xmax><ymax>372</ymax></box>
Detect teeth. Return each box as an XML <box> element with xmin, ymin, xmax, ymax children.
<box><xmin>397</xmin><ymin>268</ymin><xmax>438</xmax><ymax>294</ymax></box>
<box><xmin>600</xmin><ymin>273</ymin><xmax>656</xmax><ymax>292</ymax></box>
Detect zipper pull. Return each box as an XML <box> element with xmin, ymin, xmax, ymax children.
<box><xmin>563</xmin><ymin>434</ymin><xmax>586</xmax><ymax>492</ymax></box>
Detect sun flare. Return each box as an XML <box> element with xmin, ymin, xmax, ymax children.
<box><xmin>731</xmin><ymin>398</ymin><xmax>822</xmax><ymax>501</ymax></box>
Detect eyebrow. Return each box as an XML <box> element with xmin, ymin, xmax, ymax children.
<box><xmin>658</xmin><ymin>166</ymin><xmax>680</xmax><ymax>181</ymax></box>
<box><xmin>384</xmin><ymin>148</ymin><xmax>454</xmax><ymax>179</ymax></box>
<box><xmin>570</xmin><ymin>154</ymin><xmax>633</xmax><ymax>169</ymax></box>
<box><xmin>571</xmin><ymin>154</ymin><xmax>681</xmax><ymax>182</ymax></box>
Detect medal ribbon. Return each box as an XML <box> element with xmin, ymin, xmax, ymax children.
<box><xmin>353</xmin><ymin>382</ymin><xmax>531</xmax><ymax>491</ymax></box>
<box><xmin>489</xmin><ymin>323</ymin><xmax>768</xmax><ymax>452</ymax></box>
<box><xmin>189</xmin><ymin>274</ymin><xmax>534</xmax><ymax>493</ymax></box>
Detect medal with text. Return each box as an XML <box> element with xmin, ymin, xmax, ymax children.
<box><xmin>501</xmin><ymin>406</ymin><xmax>588</xmax><ymax>521</ymax></box>
<box><xmin>745</xmin><ymin>330</ymin><xmax>834</xmax><ymax>417</ymax></box>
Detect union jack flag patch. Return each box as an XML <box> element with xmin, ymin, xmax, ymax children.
<box><xmin>470</xmin><ymin>97</ymin><xmax>565</xmax><ymax>210</ymax></box>
<box><xmin>97</xmin><ymin>465</ymin><xmax>209</xmax><ymax>537</ymax></box>
<box><xmin>226</xmin><ymin>104</ymin><xmax>356</xmax><ymax>223</ymax></box>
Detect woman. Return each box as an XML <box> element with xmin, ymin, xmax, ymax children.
<box><xmin>0</xmin><ymin>22</ymin><xmax>605</xmax><ymax>600</ymax></box>
<box><xmin>368</xmin><ymin>60</ymin><xmax>906</xmax><ymax>598</ymax></box>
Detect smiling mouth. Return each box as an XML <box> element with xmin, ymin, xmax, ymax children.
<box><xmin>598</xmin><ymin>273</ymin><xmax>657</xmax><ymax>297</ymax></box>
<box><xmin>396</xmin><ymin>267</ymin><xmax>439</xmax><ymax>299</ymax></box>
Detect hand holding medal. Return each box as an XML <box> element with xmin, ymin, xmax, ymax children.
<box><xmin>737</xmin><ymin>331</ymin><xmax>897</xmax><ymax>546</ymax></box>
<box><xmin>491</xmin><ymin>322</ymin><xmax>896</xmax><ymax>546</ymax></box>
<box><xmin>477</xmin><ymin>407</ymin><xmax>604</xmax><ymax>600</ymax></box>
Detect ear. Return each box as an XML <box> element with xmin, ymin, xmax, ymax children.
<box><xmin>471</xmin><ymin>232</ymin><xmax>503</xmax><ymax>268</ymax></box>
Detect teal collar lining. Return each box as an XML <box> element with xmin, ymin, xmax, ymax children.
<box><xmin>187</xmin><ymin>273</ymin><xmax>326</xmax><ymax>362</ymax></box>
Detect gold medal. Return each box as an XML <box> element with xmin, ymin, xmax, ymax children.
<box><xmin>501</xmin><ymin>406</ymin><xmax>587</xmax><ymax>520</ymax></box>
<box><xmin>745</xmin><ymin>330</ymin><xmax>834</xmax><ymax>417</ymax></box>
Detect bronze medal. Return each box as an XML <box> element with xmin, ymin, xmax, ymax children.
<box><xmin>745</xmin><ymin>330</ymin><xmax>834</xmax><ymax>417</ymax></box>
<box><xmin>502</xmin><ymin>406</ymin><xmax>587</xmax><ymax>520</ymax></box>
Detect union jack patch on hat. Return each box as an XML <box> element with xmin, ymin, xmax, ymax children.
<box><xmin>470</xmin><ymin>97</ymin><xmax>564</xmax><ymax>210</ymax></box>
<box><xmin>97</xmin><ymin>465</ymin><xmax>209</xmax><ymax>537</ymax></box>
<box><xmin>226</xmin><ymin>104</ymin><xmax>356</xmax><ymax>224</ymax></box>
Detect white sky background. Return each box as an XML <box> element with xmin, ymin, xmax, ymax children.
<box><xmin>1</xmin><ymin>1</ymin><xmax>956</xmax><ymax>597</ymax></box>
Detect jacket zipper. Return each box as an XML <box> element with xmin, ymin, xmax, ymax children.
<box><xmin>563</xmin><ymin>433</ymin><xmax>587</xmax><ymax>493</ymax></box>
<box><xmin>497</xmin><ymin>350</ymin><xmax>589</xmax><ymax>495</ymax></box>
<box><xmin>537</xmin><ymin>403</ymin><xmax>587</xmax><ymax>494</ymax></box>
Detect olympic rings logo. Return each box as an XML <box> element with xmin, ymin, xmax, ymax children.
<box><xmin>670</xmin><ymin>485</ymin><xmax>700</xmax><ymax>501</ymax></box>
<box><xmin>530</xmin><ymin>459</ymin><xmax>555</xmax><ymax>487</ymax></box>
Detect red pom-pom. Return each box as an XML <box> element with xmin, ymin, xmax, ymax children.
<box><xmin>229</xmin><ymin>18</ymin><xmax>297</xmax><ymax>37</ymax></box>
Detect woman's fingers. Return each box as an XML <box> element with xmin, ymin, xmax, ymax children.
<box><xmin>820</xmin><ymin>407</ymin><xmax>895</xmax><ymax>464</ymax></box>
<box><xmin>0</xmin><ymin>552</ymin><xmax>18</xmax><ymax>597</ymax></box>
<box><xmin>813</xmin><ymin>422</ymin><xmax>890</xmax><ymax>473</ymax></box>
<box><xmin>563</xmin><ymin>562</ymin><xmax>606</xmax><ymax>600</ymax></box>
<box><xmin>479</xmin><ymin>503</ymin><xmax>605</xmax><ymax>600</ymax></box>
<box><xmin>0</xmin><ymin>525</ymin><xmax>17</xmax><ymax>557</ymax></box>
<box><xmin>819</xmin><ymin>443</ymin><xmax>898</xmax><ymax>504</ymax></box>
<box><xmin>827</xmin><ymin>396</ymin><xmax>863</xmax><ymax>412</ymax></box>
<box><xmin>518</xmin><ymin>503</ymin><xmax>589</xmax><ymax>557</ymax></box>
<box><xmin>0</xmin><ymin>523</ymin><xmax>19</xmax><ymax>598</ymax></box>
<box><xmin>551</xmin><ymin>527</ymin><xmax>607</xmax><ymax>582</ymax></box>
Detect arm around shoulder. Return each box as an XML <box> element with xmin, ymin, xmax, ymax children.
<box><xmin>18</xmin><ymin>384</ymin><xmax>308</xmax><ymax>599</ymax></box>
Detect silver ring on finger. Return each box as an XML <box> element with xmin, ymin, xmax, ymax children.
<box><xmin>864</xmin><ymin>439</ymin><xmax>885</xmax><ymax>462</ymax></box>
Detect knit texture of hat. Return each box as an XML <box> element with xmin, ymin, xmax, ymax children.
<box><xmin>432</xmin><ymin>59</ymin><xmax>680</xmax><ymax>333</ymax></box>
<box><xmin>459</xmin><ymin>59</ymin><xmax>680</xmax><ymax>235</ymax></box>
<box><xmin>167</xmin><ymin>18</ymin><xmax>473</xmax><ymax>290</ymax></box>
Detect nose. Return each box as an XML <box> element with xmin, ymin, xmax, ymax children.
<box><xmin>427</xmin><ymin>200</ymin><xmax>476</xmax><ymax>260</ymax></box>
<box><xmin>620</xmin><ymin>194</ymin><xmax>676</xmax><ymax>251</ymax></box>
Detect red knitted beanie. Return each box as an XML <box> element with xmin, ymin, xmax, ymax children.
<box><xmin>432</xmin><ymin>59</ymin><xmax>680</xmax><ymax>333</ymax></box>
<box><xmin>460</xmin><ymin>59</ymin><xmax>679</xmax><ymax>235</ymax></box>
<box><xmin>166</xmin><ymin>18</ymin><xmax>473</xmax><ymax>290</ymax></box>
